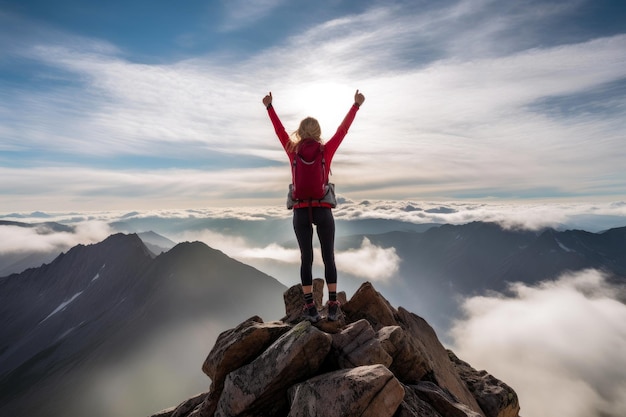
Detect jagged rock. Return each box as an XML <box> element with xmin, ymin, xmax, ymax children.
<box><xmin>377</xmin><ymin>325</ymin><xmax>427</xmax><ymax>383</ymax></box>
<box><xmin>396</xmin><ymin>307</ymin><xmax>485</xmax><ymax>416</ymax></box>
<box><xmin>413</xmin><ymin>381</ymin><xmax>483</xmax><ymax>417</ymax></box>
<box><xmin>195</xmin><ymin>317</ymin><xmax>291</xmax><ymax>417</ymax></box>
<box><xmin>330</xmin><ymin>319</ymin><xmax>392</xmax><ymax>369</ymax></box>
<box><xmin>287</xmin><ymin>364</ymin><xmax>404</xmax><ymax>417</ymax></box>
<box><xmin>342</xmin><ymin>281</ymin><xmax>398</xmax><ymax>329</ymax></box>
<box><xmin>151</xmin><ymin>281</ymin><xmax>521</xmax><ymax>417</ymax></box>
<box><xmin>214</xmin><ymin>321</ymin><xmax>332</xmax><ymax>417</ymax></box>
<box><xmin>448</xmin><ymin>351</ymin><xmax>520</xmax><ymax>417</ymax></box>
<box><xmin>202</xmin><ymin>316</ymin><xmax>291</xmax><ymax>385</ymax></box>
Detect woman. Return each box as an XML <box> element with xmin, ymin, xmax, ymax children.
<box><xmin>262</xmin><ymin>89</ymin><xmax>365</xmax><ymax>322</ymax></box>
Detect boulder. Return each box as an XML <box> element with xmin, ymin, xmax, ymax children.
<box><xmin>342</xmin><ymin>282</ymin><xmax>398</xmax><ymax>330</ymax></box>
<box><xmin>287</xmin><ymin>364</ymin><xmax>404</xmax><ymax>417</ymax></box>
<box><xmin>202</xmin><ymin>316</ymin><xmax>290</xmax><ymax>385</ymax></box>
<box><xmin>330</xmin><ymin>319</ymin><xmax>392</xmax><ymax>369</ymax></box>
<box><xmin>214</xmin><ymin>321</ymin><xmax>332</xmax><ymax>417</ymax></box>
<box><xmin>377</xmin><ymin>325</ymin><xmax>428</xmax><ymax>383</ymax></box>
<box><xmin>448</xmin><ymin>351</ymin><xmax>520</xmax><ymax>417</ymax></box>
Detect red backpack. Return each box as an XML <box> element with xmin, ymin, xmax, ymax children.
<box><xmin>291</xmin><ymin>139</ymin><xmax>327</xmax><ymax>202</ymax></box>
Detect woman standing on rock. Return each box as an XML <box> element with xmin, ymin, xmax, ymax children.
<box><xmin>262</xmin><ymin>89</ymin><xmax>365</xmax><ymax>322</ymax></box>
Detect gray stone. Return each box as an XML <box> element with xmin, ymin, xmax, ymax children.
<box><xmin>215</xmin><ymin>321</ymin><xmax>332</xmax><ymax>417</ymax></box>
<box><xmin>202</xmin><ymin>316</ymin><xmax>291</xmax><ymax>385</ymax></box>
<box><xmin>396</xmin><ymin>308</ymin><xmax>486</xmax><ymax>416</ymax></box>
<box><xmin>287</xmin><ymin>364</ymin><xmax>404</xmax><ymax>417</ymax></box>
<box><xmin>342</xmin><ymin>282</ymin><xmax>398</xmax><ymax>330</ymax></box>
<box><xmin>377</xmin><ymin>325</ymin><xmax>428</xmax><ymax>383</ymax></box>
<box><xmin>448</xmin><ymin>351</ymin><xmax>520</xmax><ymax>417</ymax></box>
<box><xmin>331</xmin><ymin>319</ymin><xmax>392</xmax><ymax>369</ymax></box>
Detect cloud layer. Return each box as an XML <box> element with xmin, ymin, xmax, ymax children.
<box><xmin>176</xmin><ymin>230</ymin><xmax>400</xmax><ymax>283</ymax></box>
<box><xmin>2</xmin><ymin>199</ymin><xmax>626</xmax><ymax>259</ymax></box>
<box><xmin>0</xmin><ymin>221</ymin><xmax>112</xmax><ymax>255</ymax></box>
<box><xmin>450</xmin><ymin>269</ymin><xmax>626</xmax><ymax>417</ymax></box>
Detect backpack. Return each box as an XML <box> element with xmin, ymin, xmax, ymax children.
<box><xmin>291</xmin><ymin>139</ymin><xmax>328</xmax><ymax>201</ymax></box>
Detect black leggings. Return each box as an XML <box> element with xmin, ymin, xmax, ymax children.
<box><xmin>293</xmin><ymin>207</ymin><xmax>337</xmax><ymax>287</ymax></box>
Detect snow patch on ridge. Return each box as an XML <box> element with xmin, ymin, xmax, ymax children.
<box><xmin>40</xmin><ymin>291</ymin><xmax>84</xmax><ymax>323</ymax></box>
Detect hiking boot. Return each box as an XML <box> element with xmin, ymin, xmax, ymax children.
<box><xmin>327</xmin><ymin>300</ymin><xmax>342</xmax><ymax>321</ymax></box>
<box><xmin>302</xmin><ymin>302</ymin><xmax>321</xmax><ymax>323</ymax></box>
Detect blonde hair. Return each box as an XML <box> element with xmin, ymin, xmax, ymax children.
<box><xmin>288</xmin><ymin>117</ymin><xmax>322</xmax><ymax>152</ymax></box>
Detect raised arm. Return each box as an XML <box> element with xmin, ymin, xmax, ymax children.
<box><xmin>262</xmin><ymin>92</ymin><xmax>291</xmax><ymax>151</ymax></box>
<box><xmin>324</xmin><ymin>89</ymin><xmax>365</xmax><ymax>158</ymax></box>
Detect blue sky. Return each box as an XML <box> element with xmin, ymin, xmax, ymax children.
<box><xmin>1</xmin><ymin>0</ymin><xmax>625</xmax><ymax>212</ymax></box>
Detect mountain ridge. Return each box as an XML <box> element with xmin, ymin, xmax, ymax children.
<box><xmin>336</xmin><ymin>221</ymin><xmax>626</xmax><ymax>329</ymax></box>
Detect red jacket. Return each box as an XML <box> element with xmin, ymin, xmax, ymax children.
<box><xmin>267</xmin><ymin>103</ymin><xmax>360</xmax><ymax>208</ymax></box>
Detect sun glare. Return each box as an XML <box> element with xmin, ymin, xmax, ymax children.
<box><xmin>289</xmin><ymin>82</ymin><xmax>357</xmax><ymax>136</ymax></box>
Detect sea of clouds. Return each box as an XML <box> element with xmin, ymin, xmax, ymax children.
<box><xmin>3</xmin><ymin>199</ymin><xmax>626</xmax><ymax>254</ymax></box>
<box><xmin>451</xmin><ymin>269</ymin><xmax>626</xmax><ymax>417</ymax></box>
<box><xmin>3</xmin><ymin>199</ymin><xmax>626</xmax><ymax>287</ymax></box>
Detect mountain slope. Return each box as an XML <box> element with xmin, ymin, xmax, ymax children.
<box><xmin>501</xmin><ymin>226</ymin><xmax>626</xmax><ymax>284</ymax></box>
<box><xmin>0</xmin><ymin>233</ymin><xmax>286</xmax><ymax>417</ymax></box>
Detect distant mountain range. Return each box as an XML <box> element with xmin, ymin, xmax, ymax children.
<box><xmin>0</xmin><ymin>233</ymin><xmax>285</xmax><ymax>417</ymax></box>
<box><xmin>0</xmin><ymin>220</ymin><xmax>176</xmax><ymax>277</ymax></box>
<box><xmin>336</xmin><ymin>221</ymin><xmax>626</xmax><ymax>331</ymax></box>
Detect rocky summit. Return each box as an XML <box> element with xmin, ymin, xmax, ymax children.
<box><xmin>151</xmin><ymin>280</ymin><xmax>520</xmax><ymax>417</ymax></box>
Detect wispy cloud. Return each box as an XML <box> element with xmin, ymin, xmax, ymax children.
<box><xmin>175</xmin><ymin>229</ymin><xmax>400</xmax><ymax>283</ymax></box>
<box><xmin>0</xmin><ymin>221</ymin><xmax>112</xmax><ymax>255</ymax></box>
<box><xmin>218</xmin><ymin>0</ymin><xmax>288</xmax><ymax>32</ymax></box>
<box><xmin>1</xmin><ymin>1</ymin><xmax>625</xmax><ymax>211</ymax></box>
<box><xmin>450</xmin><ymin>269</ymin><xmax>626</xmax><ymax>417</ymax></box>
<box><xmin>335</xmin><ymin>237</ymin><xmax>400</xmax><ymax>282</ymax></box>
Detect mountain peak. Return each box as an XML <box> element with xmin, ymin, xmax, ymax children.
<box><xmin>151</xmin><ymin>280</ymin><xmax>520</xmax><ymax>417</ymax></box>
